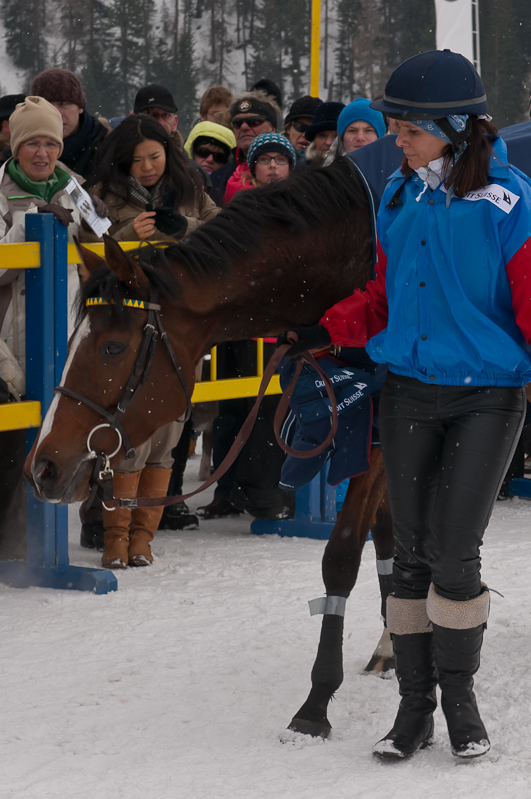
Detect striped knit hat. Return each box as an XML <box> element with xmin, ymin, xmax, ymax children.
<box><xmin>247</xmin><ymin>132</ymin><xmax>296</xmax><ymax>175</ymax></box>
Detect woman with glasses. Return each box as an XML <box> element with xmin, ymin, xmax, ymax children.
<box><xmin>224</xmin><ymin>132</ymin><xmax>296</xmax><ymax>202</ymax></box>
<box><xmin>184</xmin><ymin>120</ymin><xmax>236</xmax><ymax>175</ymax></box>
<box><xmin>0</xmin><ymin>96</ymin><xmax>105</xmax><ymax>559</ymax></box>
<box><xmin>88</xmin><ymin>114</ymin><xmax>219</xmax><ymax>243</ymax></box>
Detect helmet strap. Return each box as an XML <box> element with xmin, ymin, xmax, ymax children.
<box><xmin>435</xmin><ymin>117</ymin><xmax>473</xmax><ymax>155</ymax></box>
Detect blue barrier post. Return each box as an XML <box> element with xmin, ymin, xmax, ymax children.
<box><xmin>0</xmin><ymin>215</ymin><xmax>117</xmax><ymax>594</ymax></box>
<box><xmin>251</xmin><ymin>464</ymin><xmax>337</xmax><ymax>539</ymax></box>
<box><xmin>509</xmin><ymin>477</ymin><xmax>531</xmax><ymax>498</ymax></box>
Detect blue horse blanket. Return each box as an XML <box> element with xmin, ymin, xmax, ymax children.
<box><xmin>278</xmin><ymin>356</ymin><xmax>382</xmax><ymax>489</ymax></box>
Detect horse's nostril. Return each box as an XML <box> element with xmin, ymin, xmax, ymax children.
<box><xmin>36</xmin><ymin>459</ymin><xmax>57</xmax><ymax>485</ymax></box>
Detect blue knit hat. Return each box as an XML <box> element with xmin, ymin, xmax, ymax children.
<box><xmin>247</xmin><ymin>132</ymin><xmax>296</xmax><ymax>175</ymax></box>
<box><xmin>337</xmin><ymin>98</ymin><xmax>386</xmax><ymax>139</ymax></box>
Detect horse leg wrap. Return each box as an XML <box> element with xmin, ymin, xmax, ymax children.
<box><xmin>310</xmin><ymin>613</ymin><xmax>345</xmax><ymax>690</ymax></box>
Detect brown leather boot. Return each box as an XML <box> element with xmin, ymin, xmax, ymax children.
<box><xmin>101</xmin><ymin>471</ymin><xmax>141</xmax><ymax>569</ymax></box>
<box><xmin>129</xmin><ymin>467</ymin><xmax>172</xmax><ymax>567</ymax></box>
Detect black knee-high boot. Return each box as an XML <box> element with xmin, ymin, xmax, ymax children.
<box><xmin>427</xmin><ymin>584</ymin><xmax>490</xmax><ymax>758</ymax></box>
<box><xmin>373</xmin><ymin>596</ymin><xmax>437</xmax><ymax>759</ymax></box>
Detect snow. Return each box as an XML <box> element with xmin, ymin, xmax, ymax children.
<box><xmin>1</xmin><ymin>467</ymin><xmax>531</xmax><ymax>798</ymax></box>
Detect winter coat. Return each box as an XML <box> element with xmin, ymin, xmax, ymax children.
<box><xmin>61</xmin><ymin>110</ymin><xmax>108</xmax><ymax>179</ymax></box>
<box><xmin>224</xmin><ymin>162</ymin><xmax>253</xmax><ymax>203</ymax></box>
<box><xmin>210</xmin><ymin>147</ymin><xmax>246</xmax><ymax>206</ymax></box>
<box><xmin>90</xmin><ymin>183</ymin><xmax>220</xmax><ymax>243</ymax></box>
<box><xmin>320</xmin><ymin>136</ymin><xmax>531</xmax><ymax>388</ymax></box>
<box><xmin>0</xmin><ymin>159</ymin><xmax>82</xmax><ymax>370</ymax></box>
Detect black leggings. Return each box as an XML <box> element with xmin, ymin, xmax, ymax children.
<box><xmin>379</xmin><ymin>373</ymin><xmax>526</xmax><ymax>602</ymax></box>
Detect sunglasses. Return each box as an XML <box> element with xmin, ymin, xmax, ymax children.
<box><xmin>291</xmin><ymin>120</ymin><xmax>310</xmax><ymax>133</ymax></box>
<box><xmin>194</xmin><ymin>146</ymin><xmax>228</xmax><ymax>164</ymax></box>
<box><xmin>232</xmin><ymin>116</ymin><xmax>266</xmax><ymax>130</ymax></box>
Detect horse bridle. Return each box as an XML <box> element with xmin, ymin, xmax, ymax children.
<box><xmin>55</xmin><ymin>286</ymin><xmax>192</xmax><ymax>510</ymax></box>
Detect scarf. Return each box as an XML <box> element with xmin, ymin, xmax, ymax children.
<box><xmin>7</xmin><ymin>158</ymin><xmax>71</xmax><ymax>203</ymax></box>
<box><xmin>109</xmin><ymin>175</ymin><xmax>165</xmax><ymax>208</ymax></box>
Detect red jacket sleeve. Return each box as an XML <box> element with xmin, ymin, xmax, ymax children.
<box><xmin>319</xmin><ymin>240</ymin><xmax>389</xmax><ymax>347</ymax></box>
<box><xmin>506</xmin><ymin>236</ymin><xmax>531</xmax><ymax>344</ymax></box>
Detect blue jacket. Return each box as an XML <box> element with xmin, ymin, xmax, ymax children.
<box><xmin>321</xmin><ymin>137</ymin><xmax>531</xmax><ymax>387</ymax></box>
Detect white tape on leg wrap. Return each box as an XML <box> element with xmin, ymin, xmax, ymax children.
<box><xmin>308</xmin><ymin>596</ymin><xmax>347</xmax><ymax>617</ymax></box>
<box><xmin>376</xmin><ymin>556</ymin><xmax>394</xmax><ymax>575</ymax></box>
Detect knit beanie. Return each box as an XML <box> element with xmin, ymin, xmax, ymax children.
<box><xmin>247</xmin><ymin>132</ymin><xmax>296</xmax><ymax>175</ymax></box>
<box><xmin>184</xmin><ymin>121</ymin><xmax>236</xmax><ymax>159</ymax></box>
<box><xmin>10</xmin><ymin>97</ymin><xmax>64</xmax><ymax>158</ymax></box>
<box><xmin>284</xmin><ymin>95</ymin><xmax>323</xmax><ymax>126</ymax></box>
<box><xmin>304</xmin><ymin>102</ymin><xmax>345</xmax><ymax>142</ymax></box>
<box><xmin>337</xmin><ymin>98</ymin><xmax>386</xmax><ymax>139</ymax></box>
<box><xmin>30</xmin><ymin>69</ymin><xmax>86</xmax><ymax>109</ymax></box>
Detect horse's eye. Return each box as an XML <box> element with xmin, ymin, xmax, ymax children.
<box><xmin>100</xmin><ymin>341</ymin><xmax>126</xmax><ymax>358</ymax></box>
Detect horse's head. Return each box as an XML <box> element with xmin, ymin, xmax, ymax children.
<box><xmin>26</xmin><ymin>237</ymin><xmax>197</xmax><ymax>504</ymax></box>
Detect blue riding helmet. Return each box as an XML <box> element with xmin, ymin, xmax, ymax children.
<box><xmin>370</xmin><ymin>49</ymin><xmax>488</xmax><ymax>120</ymax></box>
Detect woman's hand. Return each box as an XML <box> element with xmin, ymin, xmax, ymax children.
<box><xmin>133</xmin><ymin>211</ymin><xmax>157</xmax><ymax>240</ymax></box>
<box><xmin>277</xmin><ymin>325</ymin><xmax>331</xmax><ymax>359</ymax></box>
<box><xmin>39</xmin><ymin>204</ymin><xmax>74</xmax><ymax>227</ymax></box>
<box><xmin>91</xmin><ymin>196</ymin><xmax>109</xmax><ymax>218</ymax></box>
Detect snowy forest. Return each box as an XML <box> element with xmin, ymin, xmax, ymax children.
<box><xmin>0</xmin><ymin>0</ymin><xmax>530</xmax><ymax>133</ymax></box>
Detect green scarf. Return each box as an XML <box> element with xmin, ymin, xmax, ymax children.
<box><xmin>7</xmin><ymin>159</ymin><xmax>71</xmax><ymax>203</ymax></box>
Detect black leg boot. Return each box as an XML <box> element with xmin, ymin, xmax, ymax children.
<box><xmin>427</xmin><ymin>584</ymin><xmax>490</xmax><ymax>759</ymax></box>
<box><xmin>373</xmin><ymin>596</ymin><xmax>437</xmax><ymax>759</ymax></box>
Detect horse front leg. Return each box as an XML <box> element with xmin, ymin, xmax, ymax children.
<box><xmin>287</xmin><ymin>449</ymin><xmax>386</xmax><ymax>739</ymax></box>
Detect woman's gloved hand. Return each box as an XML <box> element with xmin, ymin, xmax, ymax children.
<box><xmin>152</xmin><ymin>188</ymin><xmax>188</xmax><ymax>238</ymax></box>
<box><xmin>91</xmin><ymin>195</ymin><xmax>109</xmax><ymax>218</ymax></box>
<box><xmin>277</xmin><ymin>324</ymin><xmax>331</xmax><ymax>360</ymax></box>
<box><xmin>39</xmin><ymin>204</ymin><xmax>74</xmax><ymax>226</ymax></box>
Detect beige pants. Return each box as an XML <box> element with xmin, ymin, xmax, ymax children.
<box><xmin>114</xmin><ymin>420</ymin><xmax>183</xmax><ymax>473</ymax></box>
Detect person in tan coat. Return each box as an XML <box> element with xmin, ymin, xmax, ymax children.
<box><xmin>87</xmin><ymin>113</ymin><xmax>220</xmax><ymax>569</ymax></box>
<box><xmin>87</xmin><ymin>114</ymin><xmax>218</xmax><ymax>245</ymax></box>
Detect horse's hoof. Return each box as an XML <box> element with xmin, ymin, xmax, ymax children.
<box><xmin>363</xmin><ymin>654</ymin><xmax>395</xmax><ymax>675</ymax></box>
<box><xmin>286</xmin><ymin>717</ymin><xmax>332</xmax><ymax>739</ymax></box>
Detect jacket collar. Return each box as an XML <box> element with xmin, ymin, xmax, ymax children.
<box><xmin>387</xmin><ymin>136</ymin><xmax>512</xmax><ymax>184</ymax></box>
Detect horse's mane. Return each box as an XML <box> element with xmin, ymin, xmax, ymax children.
<box><xmin>76</xmin><ymin>157</ymin><xmax>367</xmax><ymax>324</ymax></box>
<box><xmin>136</xmin><ymin>156</ymin><xmax>368</xmax><ymax>280</ymax></box>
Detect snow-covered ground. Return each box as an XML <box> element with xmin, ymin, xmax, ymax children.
<box><xmin>1</xmin><ymin>462</ymin><xmax>531</xmax><ymax>798</ymax></box>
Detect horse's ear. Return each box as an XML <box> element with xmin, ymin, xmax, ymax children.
<box><xmin>73</xmin><ymin>236</ymin><xmax>107</xmax><ymax>283</ymax></box>
<box><xmin>103</xmin><ymin>235</ymin><xmax>149</xmax><ymax>290</ymax></box>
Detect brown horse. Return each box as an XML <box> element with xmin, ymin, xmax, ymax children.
<box><xmin>25</xmin><ymin>158</ymin><xmax>394</xmax><ymax>739</ymax></box>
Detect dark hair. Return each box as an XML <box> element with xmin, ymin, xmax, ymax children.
<box><xmin>400</xmin><ymin>118</ymin><xmax>499</xmax><ymax>196</ymax></box>
<box><xmin>88</xmin><ymin>114</ymin><xmax>201</xmax><ymax>207</ymax></box>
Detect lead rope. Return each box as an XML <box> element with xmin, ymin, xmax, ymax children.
<box><xmin>114</xmin><ymin>335</ymin><xmax>339</xmax><ymax>510</ymax></box>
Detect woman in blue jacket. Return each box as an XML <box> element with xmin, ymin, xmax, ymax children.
<box><xmin>281</xmin><ymin>50</ymin><xmax>531</xmax><ymax>760</ymax></box>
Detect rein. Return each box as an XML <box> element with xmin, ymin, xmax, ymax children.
<box><xmin>57</xmin><ymin>293</ymin><xmax>339</xmax><ymax>510</ymax></box>
<box><xmin>55</xmin><ymin>287</ymin><xmax>193</xmax><ymax>509</ymax></box>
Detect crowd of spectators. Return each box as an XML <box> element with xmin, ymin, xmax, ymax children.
<box><xmin>1</xmin><ymin>66</ymin><xmax>527</xmax><ymax>568</ymax></box>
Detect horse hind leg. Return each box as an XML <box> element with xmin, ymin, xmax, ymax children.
<box><xmin>363</xmin><ymin>488</ymin><xmax>396</xmax><ymax>675</ymax></box>
<box><xmin>286</xmin><ymin>455</ymin><xmax>383</xmax><ymax>739</ymax></box>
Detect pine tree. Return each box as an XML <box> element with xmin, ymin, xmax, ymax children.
<box><xmin>107</xmin><ymin>0</ymin><xmax>148</xmax><ymax>113</ymax></box>
<box><xmin>479</xmin><ymin>0</ymin><xmax>528</xmax><ymax>126</ymax></box>
<box><xmin>1</xmin><ymin>0</ymin><xmax>47</xmax><ymax>75</ymax></box>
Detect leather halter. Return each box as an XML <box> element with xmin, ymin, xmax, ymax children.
<box><xmin>54</xmin><ymin>287</ymin><xmax>192</xmax><ymax>509</ymax></box>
